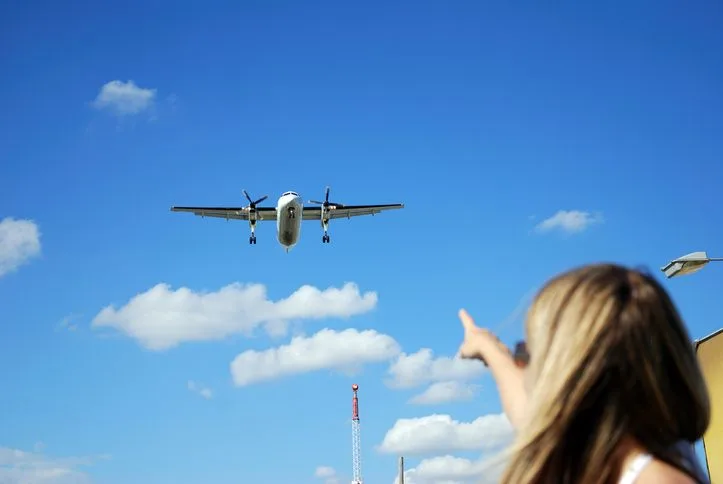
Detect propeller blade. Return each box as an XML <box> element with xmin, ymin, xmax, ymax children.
<box><xmin>310</xmin><ymin>188</ymin><xmax>343</xmax><ymax>207</ymax></box>
<box><xmin>242</xmin><ymin>190</ymin><xmax>267</xmax><ymax>208</ymax></box>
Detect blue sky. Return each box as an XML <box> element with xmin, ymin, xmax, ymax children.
<box><xmin>1</xmin><ymin>1</ymin><xmax>722</xmax><ymax>483</ymax></box>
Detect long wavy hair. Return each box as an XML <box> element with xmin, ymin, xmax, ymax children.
<box><xmin>499</xmin><ymin>264</ymin><xmax>710</xmax><ymax>484</ymax></box>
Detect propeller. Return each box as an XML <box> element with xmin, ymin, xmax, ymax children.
<box><xmin>308</xmin><ymin>186</ymin><xmax>344</xmax><ymax>208</ymax></box>
<box><xmin>243</xmin><ymin>189</ymin><xmax>268</xmax><ymax>209</ymax></box>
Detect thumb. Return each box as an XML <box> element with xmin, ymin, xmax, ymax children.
<box><xmin>458</xmin><ymin>308</ymin><xmax>477</xmax><ymax>332</ymax></box>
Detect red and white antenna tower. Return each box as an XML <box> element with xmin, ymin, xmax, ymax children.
<box><xmin>351</xmin><ymin>383</ymin><xmax>363</xmax><ymax>484</ymax></box>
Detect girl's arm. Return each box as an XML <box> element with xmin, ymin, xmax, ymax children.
<box><xmin>458</xmin><ymin>309</ymin><xmax>528</xmax><ymax>429</ymax></box>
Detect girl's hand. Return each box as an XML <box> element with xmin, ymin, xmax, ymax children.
<box><xmin>458</xmin><ymin>309</ymin><xmax>513</xmax><ymax>365</ymax></box>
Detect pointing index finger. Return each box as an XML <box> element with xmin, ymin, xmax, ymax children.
<box><xmin>458</xmin><ymin>308</ymin><xmax>476</xmax><ymax>331</ymax></box>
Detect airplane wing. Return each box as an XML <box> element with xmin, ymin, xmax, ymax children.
<box><xmin>302</xmin><ymin>204</ymin><xmax>404</xmax><ymax>220</ymax></box>
<box><xmin>170</xmin><ymin>206</ymin><xmax>278</xmax><ymax>221</ymax></box>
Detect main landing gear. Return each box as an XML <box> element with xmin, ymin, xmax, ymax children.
<box><xmin>321</xmin><ymin>217</ymin><xmax>331</xmax><ymax>244</ymax></box>
<box><xmin>249</xmin><ymin>220</ymin><xmax>257</xmax><ymax>245</ymax></box>
<box><xmin>243</xmin><ymin>189</ymin><xmax>267</xmax><ymax>247</ymax></box>
<box><xmin>309</xmin><ymin>187</ymin><xmax>342</xmax><ymax>246</ymax></box>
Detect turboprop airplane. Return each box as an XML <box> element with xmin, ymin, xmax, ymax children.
<box><xmin>170</xmin><ymin>187</ymin><xmax>404</xmax><ymax>251</ymax></box>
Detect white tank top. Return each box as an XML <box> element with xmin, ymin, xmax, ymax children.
<box><xmin>618</xmin><ymin>453</ymin><xmax>653</xmax><ymax>484</ymax></box>
<box><xmin>617</xmin><ymin>444</ymin><xmax>710</xmax><ymax>484</ymax></box>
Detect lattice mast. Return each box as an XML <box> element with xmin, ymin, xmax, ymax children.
<box><xmin>351</xmin><ymin>384</ymin><xmax>363</xmax><ymax>484</ymax></box>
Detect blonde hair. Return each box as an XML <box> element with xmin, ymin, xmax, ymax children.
<box><xmin>499</xmin><ymin>263</ymin><xmax>710</xmax><ymax>484</ymax></box>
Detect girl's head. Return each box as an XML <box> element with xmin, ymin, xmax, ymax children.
<box><xmin>501</xmin><ymin>263</ymin><xmax>710</xmax><ymax>484</ymax></box>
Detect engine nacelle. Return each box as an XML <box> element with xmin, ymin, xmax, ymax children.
<box><xmin>320</xmin><ymin>205</ymin><xmax>329</xmax><ymax>223</ymax></box>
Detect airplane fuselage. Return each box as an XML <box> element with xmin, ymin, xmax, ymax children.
<box><xmin>276</xmin><ymin>191</ymin><xmax>303</xmax><ymax>251</ymax></box>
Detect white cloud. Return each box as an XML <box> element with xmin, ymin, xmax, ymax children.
<box><xmin>56</xmin><ymin>314</ymin><xmax>80</xmax><ymax>332</ymax></box>
<box><xmin>0</xmin><ymin>217</ymin><xmax>41</xmax><ymax>278</ymax></box>
<box><xmin>315</xmin><ymin>466</ymin><xmax>336</xmax><ymax>477</ymax></box>
<box><xmin>534</xmin><ymin>210</ymin><xmax>602</xmax><ymax>234</ymax></box>
<box><xmin>187</xmin><ymin>380</ymin><xmax>213</xmax><ymax>399</ymax></box>
<box><xmin>408</xmin><ymin>381</ymin><xmax>479</xmax><ymax>405</ymax></box>
<box><xmin>91</xmin><ymin>80</ymin><xmax>156</xmax><ymax>116</ymax></box>
<box><xmin>314</xmin><ymin>466</ymin><xmax>340</xmax><ymax>484</ymax></box>
<box><xmin>230</xmin><ymin>328</ymin><xmax>400</xmax><ymax>386</ymax></box>
<box><xmin>386</xmin><ymin>349</ymin><xmax>485</xmax><ymax>389</ymax></box>
<box><xmin>91</xmin><ymin>282</ymin><xmax>378</xmax><ymax>350</ymax></box>
<box><xmin>393</xmin><ymin>453</ymin><xmax>508</xmax><ymax>484</ymax></box>
<box><xmin>0</xmin><ymin>446</ymin><xmax>107</xmax><ymax>484</ymax></box>
<box><xmin>378</xmin><ymin>413</ymin><xmax>513</xmax><ymax>455</ymax></box>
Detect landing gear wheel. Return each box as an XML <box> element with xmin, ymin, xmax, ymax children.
<box><xmin>322</xmin><ymin>234</ymin><xmax>330</xmax><ymax>243</ymax></box>
<box><xmin>249</xmin><ymin>235</ymin><xmax>256</xmax><ymax>244</ymax></box>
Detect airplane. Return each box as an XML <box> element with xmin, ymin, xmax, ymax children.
<box><xmin>170</xmin><ymin>187</ymin><xmax>404</xmax><ymax>252</ymax></box>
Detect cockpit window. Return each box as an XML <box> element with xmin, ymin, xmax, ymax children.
<box><xmin>282</xmin><ymin>191</ymin><xmax>298</xmax><ymax>197</ymax></box>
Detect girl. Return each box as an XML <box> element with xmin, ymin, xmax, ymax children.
<box><xmin>459</xmin><ymin>264</ymin><xmax>710</xmax><ymax>484</ymax></box>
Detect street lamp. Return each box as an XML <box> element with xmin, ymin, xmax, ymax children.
<box><xmin>660</xmin><ymin>251</ymin><xmax>723</xmax><ymax>279</ymax></box>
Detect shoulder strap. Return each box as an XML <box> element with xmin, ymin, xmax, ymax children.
<box><xmin>618</xmin><ymin>453</ymin><xmax>653</xmax><ymax>484</ymax></box>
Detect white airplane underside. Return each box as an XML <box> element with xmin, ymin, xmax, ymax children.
<box><xmin>171</xmin><ymin>187</ymin><xmax>404</xmax><ymax>251</ymax></box>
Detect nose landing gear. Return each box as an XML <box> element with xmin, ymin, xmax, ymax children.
<box><xmin>322</xmin><ymin>233</ymin><xmax>330</xmax><ymax>243</ymax></box>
